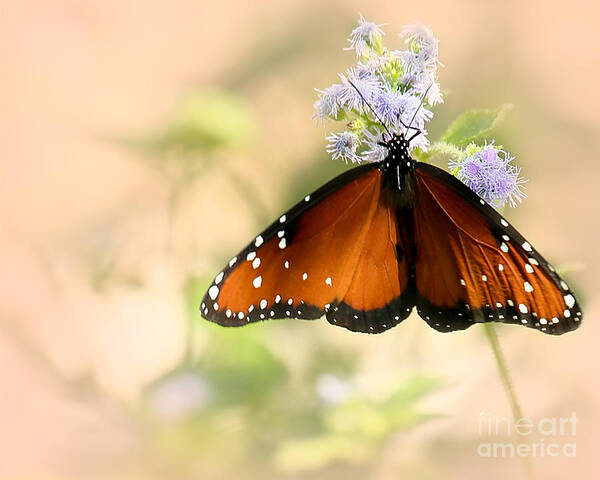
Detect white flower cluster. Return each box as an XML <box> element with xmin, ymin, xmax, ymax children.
<box><xmin>314</xmin><ymin>17</ymin><xmax>443</xmax><ymax>163</ymax></box>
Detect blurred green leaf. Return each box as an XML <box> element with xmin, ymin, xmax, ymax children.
<box><xmin>199</xmin><ymin>327</ymin><xmax>288</xmax><ymax>406</ymax></box>
<box><xmin>440</xmin><ymin>104</ymin><xmax>512</xmax><ymax>147</ymax></box>
<box><xmin>183</xmin><ymin>275</ymin><xmax>212</xmax><ymax>321</ymax></box>
<box><xmin>273</xmin><ymin>375</ymin><xmax>443</xmax><ymax>473</ymax></box>
<box><xmin>323</xmin><ymin>375</ymin><xmax>444</xmax><ymax>440</ymax></box>
<box><xmin>182</xmin><ymin>275</ymin><xmax>287</xmax><ymax>405</ymax></box>
<box><xmin>118</xmin><ymin>89</ymin><xmax>256</xmax><ymax>184</ymax></box>
<box><xmin>325</xmin><ymin>402</ymin><xmax>389</xmax><ymax>439</ymax></box>
<box><xmin>304</xmin><ymin>344</ymin><xmax>359</xmax><ymax>381</ymax></box>
<box><xmin>273</xmin><ymin>434</ymin><xmax>372</xmax><ymax>473</ymax></box>
<box><xmin>149</xmin><ymin>90</ymin><xmax>255</xmax><ymax>154</ymax></box>
<box><xmin>383</xmin><ymin>374</ymin><xmax>445</xmax><ymax>406</ymax></box>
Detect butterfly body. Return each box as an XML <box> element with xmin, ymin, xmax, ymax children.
<box><xmin>201</xmin><ymin>134</ymin><xmax>582</xmax><ymax>335</ymax></box>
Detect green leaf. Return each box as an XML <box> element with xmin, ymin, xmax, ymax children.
<box><xmin>412</xmin><ymin>141</ymin><xmax>462</xmax><ymax>165</ymax></box>
<box><xmin>441</xmin><ymin>104</ymin><xmax>512</xmax><ymax>147</ymax></box>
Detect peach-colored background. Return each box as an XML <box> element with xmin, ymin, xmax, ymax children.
<box><xmin>0</xmin><ymin>1</ymin><xmax>598</xmax><ymax>478</ymax></box>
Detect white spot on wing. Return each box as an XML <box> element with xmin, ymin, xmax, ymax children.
<box><xmin>229</xmin><ymin>257</ymin><xmax>237</xmax><ymax>267</ymax></box>
<box><xmin>275</xmin><ymin>295</ymin><xmax>281</xmax><ymax>303</ymax></box>
<box><xmin>522</xmin><ymin>241</ymin><xmax>532</xmax><ymax>252</ymax></box>
<box><xmin>255</xmin><ymin>235</ymin><xmax>264</xmax><ymax>247</ymax></box>
<box><xmin>284</xmin><ymin>260</ymin><xmax>290</xmax><ymax>269</ymax></box>
<box><xmin>564</xmin><ymin>294</ymin><xmax>575</xmax><ymax>308</ymax></box>
<box><xmin>498</xmin><ymin>264</ymin><xmax>504</xmax><ymax>271</ymax></box>
<box><xmin>500</xmin><ymin>242</ymin><xmax>509</xmax><ymax>252</ymax></box>
<box><xmin>304</xmin><ymin>195</ymin><xmax>310</xmax><ymax>202</ymax></box>
<box><xmin>215</xmin><ymin>272</ymin><xmax>224</xmax><ymax>284</ymax></box>
<box><xmin>253</xmin><ymin>276</ymin><xmax>262</xmax><ymax>288</ymax></box>
<box><xmin>482</xmin><ymin>275</ymin><xmax>487</xmax><ymax>282</ymax></box>
<box><xmin>302</xmin><ymin>272</ymin><xmax>308</xmax><ymax>280</ymax></box>
<box><xmin>524</xmin><ymin>281</ymin><xmax>534</xmax><ymax>292</ymax></box>
<box><xmin>501</xmin><ymin>219</ymin><xmax>508</xmax><ymax>227</ymax></box>
<box><xmin>208</xmin><ymin>285</ymin><xmax>219</xmax><ymax>300</ymax></box>
<box><xmin>278</xmin><ymin>238</ymin><xmax>287</xmax><ymax>249</ymax></box>
<box><xmin>246</xmin><ymin>251</ymin><xmax>256</xmax><ymax>261</ymax></box>
<box><xmin>560</xmin><ymin>280</ymin><xmax>568</xmax><ymax>290</ymax></box>
<box><xmin>525</xmin><ymin>264</ymin><xmax>534</xmax><ymax>273</ymax></box>
<box><xmin>279</xmin><ymin>215</ymin><xmax>286</xmax><ymax>223</ymax></box>
<box><xmin>564</xmin><ymin>309</ymin><xmax>571</xmax><ymax>318</ymax></box>
<box><xmin>325</xmin><ymin>277</ymin><xmax>332</xmax><ymax>286</ymax></box>
<box><xmin>260</xmin><ymin>299</ymin><xmax>267</xmax><ymax>309</ymax></box>
<box><xmin>226</xmin><ymin>309</ymin><xmax>232</xmax><ymax>318</ymax></box>
<box><xmin>519</xmin><ymin>303</ymin><xmax>528</xmax><ymax>313</ymax></box>
<box><xmin>252</xmin><ymin>257</ymin><xmax>261</xmax><ymax>269</ymax></box>
<box><xmin>277</xmin><ymin>230</ymin><xmax>284</xmax><ymax>238</ymax></box>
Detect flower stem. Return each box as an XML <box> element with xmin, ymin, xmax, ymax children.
<box><xmin>483</xmin><ymin>323</ymin><xmax>535</xmax><ymax>480</ymax></box>
<box><xmin>483</xmin><ymin>324</ymin><xmax>522</xmax><ymax>419</ymax></box>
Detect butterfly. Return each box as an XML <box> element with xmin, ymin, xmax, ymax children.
<box><xmin>200</xmin><ymin>131</ymin><xmax>582</xmax><ymax>335</ymax></box>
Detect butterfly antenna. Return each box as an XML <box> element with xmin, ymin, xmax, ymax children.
<box><xmin>407</xmin><ymin>83</ymin><xmax>433</xmax><ymax>132</ymax></box>
<box><xmin>347</xmin><ymin>80</ymin><xmax>392</xmax><ymax>139</ymax></box>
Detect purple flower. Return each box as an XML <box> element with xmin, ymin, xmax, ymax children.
<box><xmin>449</xmin><ymin>144</ymin><xmax>527</xmax><ymax>208</ymax></box>
<box><xmin>395</xmin><ymin>24</ymin><xmax>443</xmax><ymax>105</ymax></box>
<box><xmin>313</xmin><ymin>21</ymin><xmax>443</xmax><ymax>161</ymax></box>
<box><xmin>338</xmin><ymin>66</ymin><xmax>384</xmax><ymax>114</ymax></box>
<box><xmin>345</xmin><ymin>14</ymin><xmax>385</xmax><ymax>57</ymax></box>
<box><xmin>373</xmin><ymin>88</ymin><xmax>405</xmax><ymax>125</ymax></box>
<box><xmin>371</xmin><ymin>88</ymin><xmax>432</xmax><ymax>132</ymax></box>
<box><xmin>326</xmin><ymin>131</ymin><xmax>361</xmax><ymax>163</ymax></box>
<box><xmin>361</xmin><ymin>129</ymin><xmax>389</xmax><ymax>162</ymax></box>
<box><xmin>313</xmin><ymin>83</ymin><xmax>346</xmax><ymax>120</ymax></box>
<box><xmin>398</xmin><ymin>24</ymin><xmax>439</xmax><ymax>74</ymax></box>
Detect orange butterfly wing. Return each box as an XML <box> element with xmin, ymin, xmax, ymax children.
<box><xmin>201</xmin><ymin>164</ymin><xmax>415</xmax><ymax>333</ymax></box>
<box><xmin>412</xmin><ymin>163</ymin><xmax>582</xmax><ymax>334</ymax></box>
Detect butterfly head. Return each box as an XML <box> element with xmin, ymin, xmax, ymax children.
<box><xmin>388</xmin><ymin>133</ymin><xmax>410</xmax><ymax>152</ymax></box>
<box><xmin>378</xmin><ymin>132</ymin><xmax>413</xmax><ymax>166</ymax></box>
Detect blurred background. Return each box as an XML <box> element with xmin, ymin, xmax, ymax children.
<box><xmin>1</xmin><ymin>1</ymin><xmax>598</xmax><ymax>479</ymax></box>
